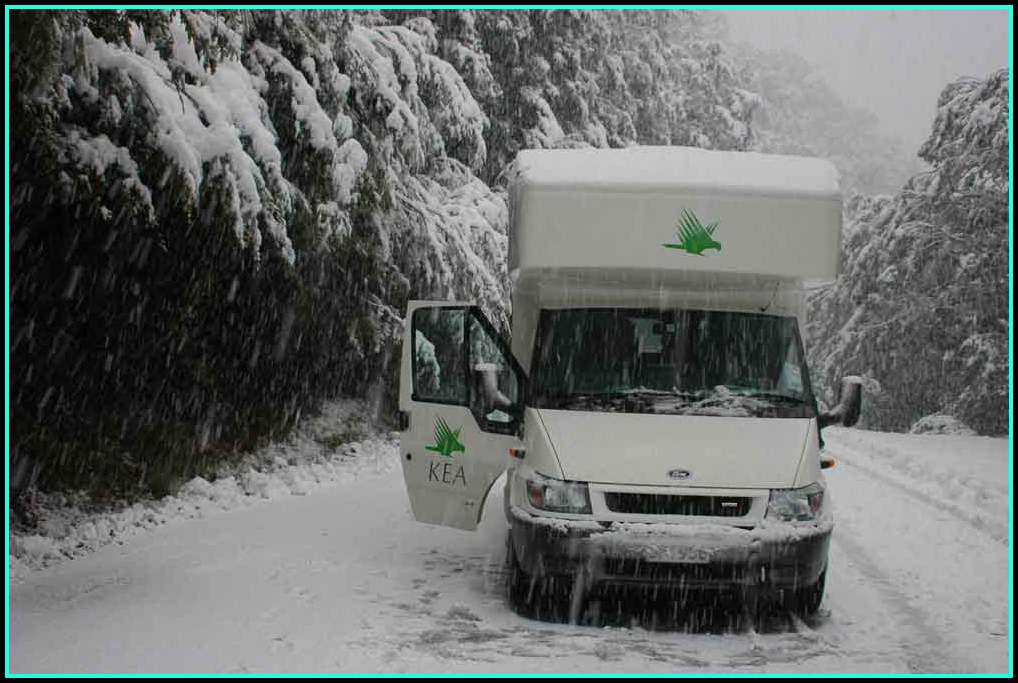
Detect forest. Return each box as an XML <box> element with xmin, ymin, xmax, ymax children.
<box><xmin>8</xmin><ymin>9</ymin><xmax>1009</xmax><ymax>499</ymax></box>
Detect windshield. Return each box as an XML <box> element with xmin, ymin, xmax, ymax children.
<box><xmin>530</xmin><ymin>308</ymin><xmax>817</xmax><ymax>418</ymax></box>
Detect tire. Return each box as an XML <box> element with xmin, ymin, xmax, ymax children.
<box><xmin>741</xmin><ymin>583</ymin><xmax>770</xmax><ymax>632</ymax></box>
<box><xmin>504</xmin><ymin>532</ymin><xmax>580</xmax><ymax>622</ymax></box>
<box><xmin>505</xmin><ymin>533</ymin><xmax>530</xmax><ymax>612</ymax></box>
<box><xmin>790</xmin><ymin>569</ymin><xmax>826</xmax><ymax>617</ymax></box>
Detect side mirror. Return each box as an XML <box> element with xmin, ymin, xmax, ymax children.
<box><xmin>819</xmin><ymin>376</ymin><xmax>862</xmax><ymax>428</ymax></box>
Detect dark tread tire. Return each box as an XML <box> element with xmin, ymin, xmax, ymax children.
<box><xmin>794</xmin><ymin>569</ymin><xmax>827</xmax><ymax>617</ymax></box>
<box><xmin>505</xmin><ymin>533</ymin><xmax>579</xmax><ymax>622</ymax></box>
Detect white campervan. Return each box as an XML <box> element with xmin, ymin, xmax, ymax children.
<box><xmin>397</xmin><ymin>146</ymin><xmax>861</xmax><ymax>619</ymax></box>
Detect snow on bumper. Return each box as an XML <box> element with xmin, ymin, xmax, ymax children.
<box><xmin>508</xmin><ymin>505</ymin><xmax>832</xmax><ymax>589</ymax></box>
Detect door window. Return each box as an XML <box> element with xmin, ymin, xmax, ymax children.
<box><xmin>412</xmin><ymin>307</ymin><xmax>467</xmax><ymax>405</ymax></box>
<box><xmin>411</xmin><ymin>306</ymin><xmax>525</xmax><ymax>433</ymax></box>
<box><xmin>468</xmin><ymin>315</ymin><xmax>520</xmax><ymax>425</ymax></box>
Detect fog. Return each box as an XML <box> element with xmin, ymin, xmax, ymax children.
<box><xmin>724</xmin><ymin>9</ymin><xmax>1010</xmax><ymax>153</ymax></box>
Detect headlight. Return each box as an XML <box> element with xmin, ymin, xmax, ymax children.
<box><xmin>525</xmin><ymin>472</ymin><xmax>591</xmax><ymax>514</ymax></box>
<box><xmin>766</xmin><ymin>483</ymin><xmax>825</xmax><ymax>522</ymax></box>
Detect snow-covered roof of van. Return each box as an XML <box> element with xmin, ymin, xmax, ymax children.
<box><xmin>507</xmin><ymin>146</ymin><xmax>843</xmax><ymax>284</ymax></box>
<box><xmin>512</xmin><ymin>146</ymin><xmax>840</xmax><ymax>198</ymax></box>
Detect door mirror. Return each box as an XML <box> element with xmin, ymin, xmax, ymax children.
<box><xmin>819</xmin><ymin>376</ymin><xmax>862</xmax><ymax>428</ymax></box>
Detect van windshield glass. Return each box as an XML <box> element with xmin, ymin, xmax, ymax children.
<box><xmin>530</xmin><ymin>308</ymin><xmax>816</xmax><ymax>418</ymax></box>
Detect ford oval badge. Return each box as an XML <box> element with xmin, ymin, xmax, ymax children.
<box><xmin>668</xmin><ymin>469</ymin><xmax>692</xmax><ymax>480</ymax></box>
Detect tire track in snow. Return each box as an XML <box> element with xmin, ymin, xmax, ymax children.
<box><xmin>826</xmin><ymin>438</ymin><xmax>1000</xmax><ymax>673</ymax></box>
<box><xmin>830</xmin><ymin>442</ymin><xmax>1008</xmax><ymax>544</ymax></box>
<box><xmin>831</xmin><ymin>529</ymin><xmax>975</xmax><ymax>673</ymax></box>
<box><xmin>382</xmin><ymin>547</ymin><xmax>847</xmax><ymax>670</ymax></box>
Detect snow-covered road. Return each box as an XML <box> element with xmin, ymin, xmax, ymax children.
<box><xmin>9</xmin><ymin>427</ymin><xmax>1010</xmax><ymax>673</ymax></box>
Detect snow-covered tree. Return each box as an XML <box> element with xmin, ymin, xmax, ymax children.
<box><xmin>10</xmin><ymin>9</ymin><xmax>760</xmax><ymax>496</ymax></box>
<box><xmin>806</xmin><ymin>68</ymin><xmax>1008</xmax><ymax>435</ymax></box>
<box><xmin>387</xmin><ymin>10</ymin><xmax>755</xmax><ymax>184</ymax></box>
<box><xmin>9</xmin><ymin>9</ymin><xmax>507</xmax><ymax>495</ymax></box>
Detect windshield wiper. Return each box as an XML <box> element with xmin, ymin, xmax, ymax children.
<box><xmin>729</xmin><ymin>391</ymin><xmax>806</xmax><ymax>405</ymax></box>
<box><xmin>618</xmin><ymin>388</ymin><xmax>700</xmax><ymax>398</ymax></box>
<box><xmin>548</xmin><ymin>389</ymin><xmax>698</xmax><ymax>408</ymax></box>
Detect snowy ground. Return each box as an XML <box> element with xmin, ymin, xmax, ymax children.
<box><xmin>8</xmin><ymin>417</ymin><xmax>1011</xmax><ymax>674</ymax></box>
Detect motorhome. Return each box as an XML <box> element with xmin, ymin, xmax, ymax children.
<box><xmin>397</xmin><ymin>146</ymin><xmax>861</xmax><ymax>618</ymax></box>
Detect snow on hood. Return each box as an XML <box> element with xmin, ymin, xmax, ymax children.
<box><xmin>536</xmin><ymin>409</ymin><xmax>811</xmax><ymax>489</ymax></box>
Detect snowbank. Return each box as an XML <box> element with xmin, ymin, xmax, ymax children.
<box><xmin>824</xmin><ymin>426</ymin><xmax>1008</xmax><ymax>543</ymax></box>
<box><xmin>909</xmin><ymin>414</ymin><xmax>976</xmax><ymax>436</ymax></box>
<box><xmin>10</xmin><ymin>400</ymin><xmax>399</xmax><ymax>581</ymax></box>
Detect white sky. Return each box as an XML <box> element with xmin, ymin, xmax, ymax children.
<box><xmin>723</xmin><ymin>9</ymin><xmax>1011</xmax><ymax>152</ymax></box>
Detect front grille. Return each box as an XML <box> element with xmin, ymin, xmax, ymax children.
<box><xmin>601</xmin><ymin>558</ymin><xmax>745</xmax><ymax>585</ymax></box>
<box><xmin>603</xmin><ymin>492</ymin><xmax>751</xmax><ymax>517</ymax></box>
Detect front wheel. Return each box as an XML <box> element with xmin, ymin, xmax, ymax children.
<box><xmin>789</xmin><ymin>569</ymin><xmax>826</xmax><ymax>617</ymax></box>
<box><xmin>504</xmin><ymin>532</ymin><xmax>581</xmax><ymax>622</ymax></box>
<box><xmin>505</xmin><ymin>533</ymin><xmax>530</xmax><ymax>611</ymax></box>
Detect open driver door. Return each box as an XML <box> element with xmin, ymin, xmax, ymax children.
<box><xmin>398</xmin><ymin>301</ymin><xmax>525</xmax><ymax>531</ymax></box>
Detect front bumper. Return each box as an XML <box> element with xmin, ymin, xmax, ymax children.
<box><xmin>509</xmin><ymin>505</ymin><xmax>831</xmax><ymax>590</ymax></box>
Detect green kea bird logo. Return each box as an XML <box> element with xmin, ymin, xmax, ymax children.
<box><xmin>426</xmin><ymin>416</ymin><xmax>466</xmax><ymax>457</ymax></box>
<box><xmin>663</xmin><ymin>209</ymin><xmax>722</xmax><ymax>255</ymax></box>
